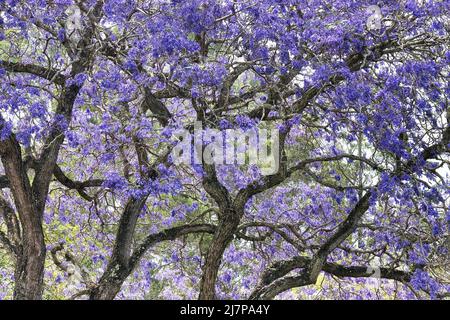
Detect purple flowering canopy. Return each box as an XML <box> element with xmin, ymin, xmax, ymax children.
<box><xmin>0</xmin><ymin>0</ymin><xmax>449</xmax><ymax>300</ymax></box>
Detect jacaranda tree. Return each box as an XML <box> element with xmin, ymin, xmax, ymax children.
<box><xmin>0</xmin><ymin>0</ymin><xmax>449</xmax><ymax>300</ymax></box>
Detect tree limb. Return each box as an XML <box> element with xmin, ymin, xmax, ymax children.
<box><xmin>0</xmin><ymin>60</ymin><xmax>65</xmax><ymax>85</ymax></box>
<box><xmin>53</xmin><ymin>165</ymin><xmax>104</xmax><ymax>201</ymax></box>
<box><xmin>129</xmin><ymin>223</ymin><xmax>217</xmax><ymax>267</ymax></box>
<box><xmin>250</xmin><ymin>260</ymin><xmax>411</xmax><ymax>300</ymax></box>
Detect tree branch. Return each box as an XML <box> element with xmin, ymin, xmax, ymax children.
<box><xmin>53</xmin><ymin>165</ymin><xmax>104</xmax><ymax>201</ymax></box>
<box><xmin>0</xmin><ymin>60</ymin><xmax>65</xmax><ymax>85</ymax></box>
<box><xmin>250</xmin><ymin>254</ymin><xmax>412</xmax><ymax>300</ymax></box>
<box><xmin>129</xmin><ymin>223</ymin><xmax>217</xmax><ymax>267</ymax></box>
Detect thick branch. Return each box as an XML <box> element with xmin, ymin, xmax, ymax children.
<box><xmin>31</xmin><ymin>83</ymin><xmax>82</xmax><ymax>217</ymax></box>
<box><xmin>257</xmin><ymin>256</ymin><xmax>411</xmax><ymax>289</ymax></box>
<box><xmin>0</xmin><ymin>60</ymin><xmax>65</xmax><ymax>85</ymax></box>
<box><xmin>53</xmin><ymin>165</ymin><xmax>103</xmax><ymax>201</ymax></box>
<box><xmin>307</xmin><ymin>191</ymin><xmax>372</xmax><ymax>281</ymax></box>
<box><xmin>129</xmin><ymin>223</ymin><xmax>217</xmax><ymax>267</ymax></box>
<box><xmin>141</xmin><ymin>87</ymin><xmax>172</xmax><ymax>126</ymax></box>
<box><xmin>250</xmin><ymin>260</ymin><xmax>411</xmax><ymax>300</ymax></box>
<box><xmin>202</xmin><ymin>163</ymin><xmax>233</xmax><ymax>212</ymax></box>
<box><xmin>0</xmin><ymin>132</ymin><xmax>46</xmax><ymax>300</ymax></box>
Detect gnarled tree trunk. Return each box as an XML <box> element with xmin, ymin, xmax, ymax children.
<box><xmin>198</xmin><ymin>209</ymin><xmax>241</xmax><ymax>300</ymax></box>
<box><xmin>13</xmin><ymin>233</ymin><xmax>46</xmax><ymax>300</ymax></box>
<box><xmin>1</xmin><ymin>136</ymin><xmax>47</xmax><ymax>300</ymax></box>
<box><xmin>89</xmin><ymin>258</ymin><xmax>130</xmax><ymax>300</ymax></box>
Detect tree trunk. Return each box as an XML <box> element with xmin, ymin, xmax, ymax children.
<box><xmin>89</xmin><ymin>260</ymin><xmax>129</xmax><ymax>300</ymax></box>
<box><xmin>198</xmin><ymin>210</ymin><xmax>240</xmax><ymax>300</ymax></box>
<box><xmin>1</xmin><ymin>137</ymin><xmax>47</xmax><ymax>300</ymax></box>
<box><xmin>89</xmin><ymin>278</ymin><xmax>124</xmax><ymax>300</ymax></box>
<box><xmin>89</xmin><ymin>282</ymin><xmax>123</xmax><ymax>300</ymax></box>
<box><xmin>13</xmin><ymin>235</ymin><xmax>46</xmax><ymax>300</ymax></box>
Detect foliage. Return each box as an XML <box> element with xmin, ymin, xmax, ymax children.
<box><xmin>0</xmin><ymin>0</ymin><xmax>449</xmax><ymax>300</ymax></box>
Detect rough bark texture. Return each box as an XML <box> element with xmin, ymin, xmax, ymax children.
<box><xmin>89</xmin><ymin>259</ymin><xmax>130</xmax><ymax>300</ymax></box>
<box><xmin>0</xmin><ymin>136</ymin><xmax>46</xmax><ymax>300</ymax></box>
<box><xmin>197</xmin><ymin>162</ymin><xmax>238</xmax><ymax>300</ymax></box>
<box><xmin>198</xmin><ymin>209</ymin><xmax>240</xmax><ymax>300</ymax></box>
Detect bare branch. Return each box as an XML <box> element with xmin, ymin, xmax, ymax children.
<box><xmin>129</xmin><ymin>223</ymin><xmax>217</xmax><ymax>267</ymax></box>
<box><xmin>53</xmin><ymin>165</ymin><xmax>103</xmax><ymax>201</ymax></box>
<box><xmin>0</xmin><ymin>60</ymin><xmax>65</xmax><ymax>85</ymax></box>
